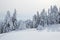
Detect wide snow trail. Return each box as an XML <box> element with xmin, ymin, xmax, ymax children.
<box><xmin>0</xmin><ymin>29</ymin><xmax>60</xmax><ymax>40</ymax></box>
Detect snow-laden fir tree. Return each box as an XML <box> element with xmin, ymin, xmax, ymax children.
<box><xmin>52</xmin><ymin>5</ymin><xmax>58</xmax><ymax>24</ymax></box>
<box><xmin>58</xmin><ymin>8</ymin><xmax>60</xmax><ymax>23</ymax></box>
<box><xmin>48</xmin><ymin>6</ymin><xmax>53</xmax><ymax>25</ymax></box>
<box><xmin>0</xmin><ymin>21</ymin><xmax>4</xmax><ymax>33</ymax></box>
<box><xmin>33</xmin><ymin>14</ymin><xmax>37</xmax><ymax>28</ymax></box>
<box><xmin>12</xmin><ymin>9</ymin><xmax>17</xmax><ymax>30</ymax></box>
<box><xmin>33</xmin><ymin>11</ymin><xmax>40</xmax><ymax>28</ymax></box>
<box><xmin>48</xmin><ymin>5</ymin><xmax>58</xmax><ymax>25</ymax></box>
<box><xmin>40</xmin><ymin>9</ymin><xmax>47</xmax><ymax>26</ymax></box>
<box><xmin>36</xmin><ymin>11</ymin><xmax>40</xmax><ymax>27</ymax></box>
<box><xmin>3</xmin><ymin>10</ymin><xmax>11</xmax><ymax>33</ymax></box>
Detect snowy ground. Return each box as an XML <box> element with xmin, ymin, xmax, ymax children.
<box><xmin>0</xmin><ymin>29</ymin><xmax>60</xmax><ymax>40</ymax></box>
<box><xmin>0</xmin><ymin>24</ymin><xmax>60</xmax><ymax>40</ymax></box>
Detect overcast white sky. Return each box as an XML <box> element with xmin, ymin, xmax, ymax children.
<box><xmin>0</xmin><ymin>0</ymin><xmax>60</xmax><ymax>21</ymax></box>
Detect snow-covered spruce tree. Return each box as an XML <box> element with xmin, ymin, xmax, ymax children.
<box><xmin>12</xmin><ymin>9</ymin><xmax>17</xmax><ymax>30</ymax></box>
<box><xmin>58</xmin><ymin>8</ymin><xmax>60</xmax><ymax>24</ymax></box>
<box><xmin>33</xmin><ymin>11</ymin><xmax>40</xmax><ymax>28</ymax></box>
<box><xmin>48</xmin><ymin>5</ymin><xmax>58</xmax><ymax>25</ymax></box>
<box><xmin>0</xmin><ymin>21</ymin><xmax>4</xmax><ymax>33</ymax></box>
<box><xmin>36</xmin><ymin>11</ymin><xmax>40</xmax><ymax>27</ymax></box>
<box><xmin>52</xmin><ymin>5</ymin><xmax>58</xmax><ymax>24</ymax></box>
<box><xmin>48</xmin><ymin>6</ymin><xmax>53</xmax><ymax>25</ymax></box>
<box><xmin>3</xmin><ymin>10</ymin><xmax>11</xmax><ymax>33</ymax></box>
<box><xmin>33</xmin><ymin>14</ymin><xmax>37</xmax><ymax>28</ymax></box>
<box><xmin>40</xmin><ymin>9</ymin><xmax>47</xmax><ymax>26</ymax></box>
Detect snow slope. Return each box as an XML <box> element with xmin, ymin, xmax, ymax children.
<box><xmin>0</xmin><ymin>29</ymin><xmax>60</xmax><ymax>40</ymax></box>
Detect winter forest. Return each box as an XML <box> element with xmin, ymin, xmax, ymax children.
<box><xmin>0</xmin><ymin>5</ymin><xmax>60</xmax><ymax>34</ymax></box>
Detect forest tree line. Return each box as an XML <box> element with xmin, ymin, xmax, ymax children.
<box><xmin>0</xmin><ymin>5</ymin><xmax>60</xmax><ymax>33</ymax></box>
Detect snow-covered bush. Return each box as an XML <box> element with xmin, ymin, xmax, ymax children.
<box><xmin>25</xmin><ymin>20</ymin><xmax>33</xmax><ymax>28</ymax></box>
<box><xmin>18</xmin><ymin>21</ymin><xmax>26</xmax><ymax>30</ymax></box>
<box><xmin>36</xmin><ymin>25</ymin><xmax>45</xmax><ymax>30</ymax></box>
